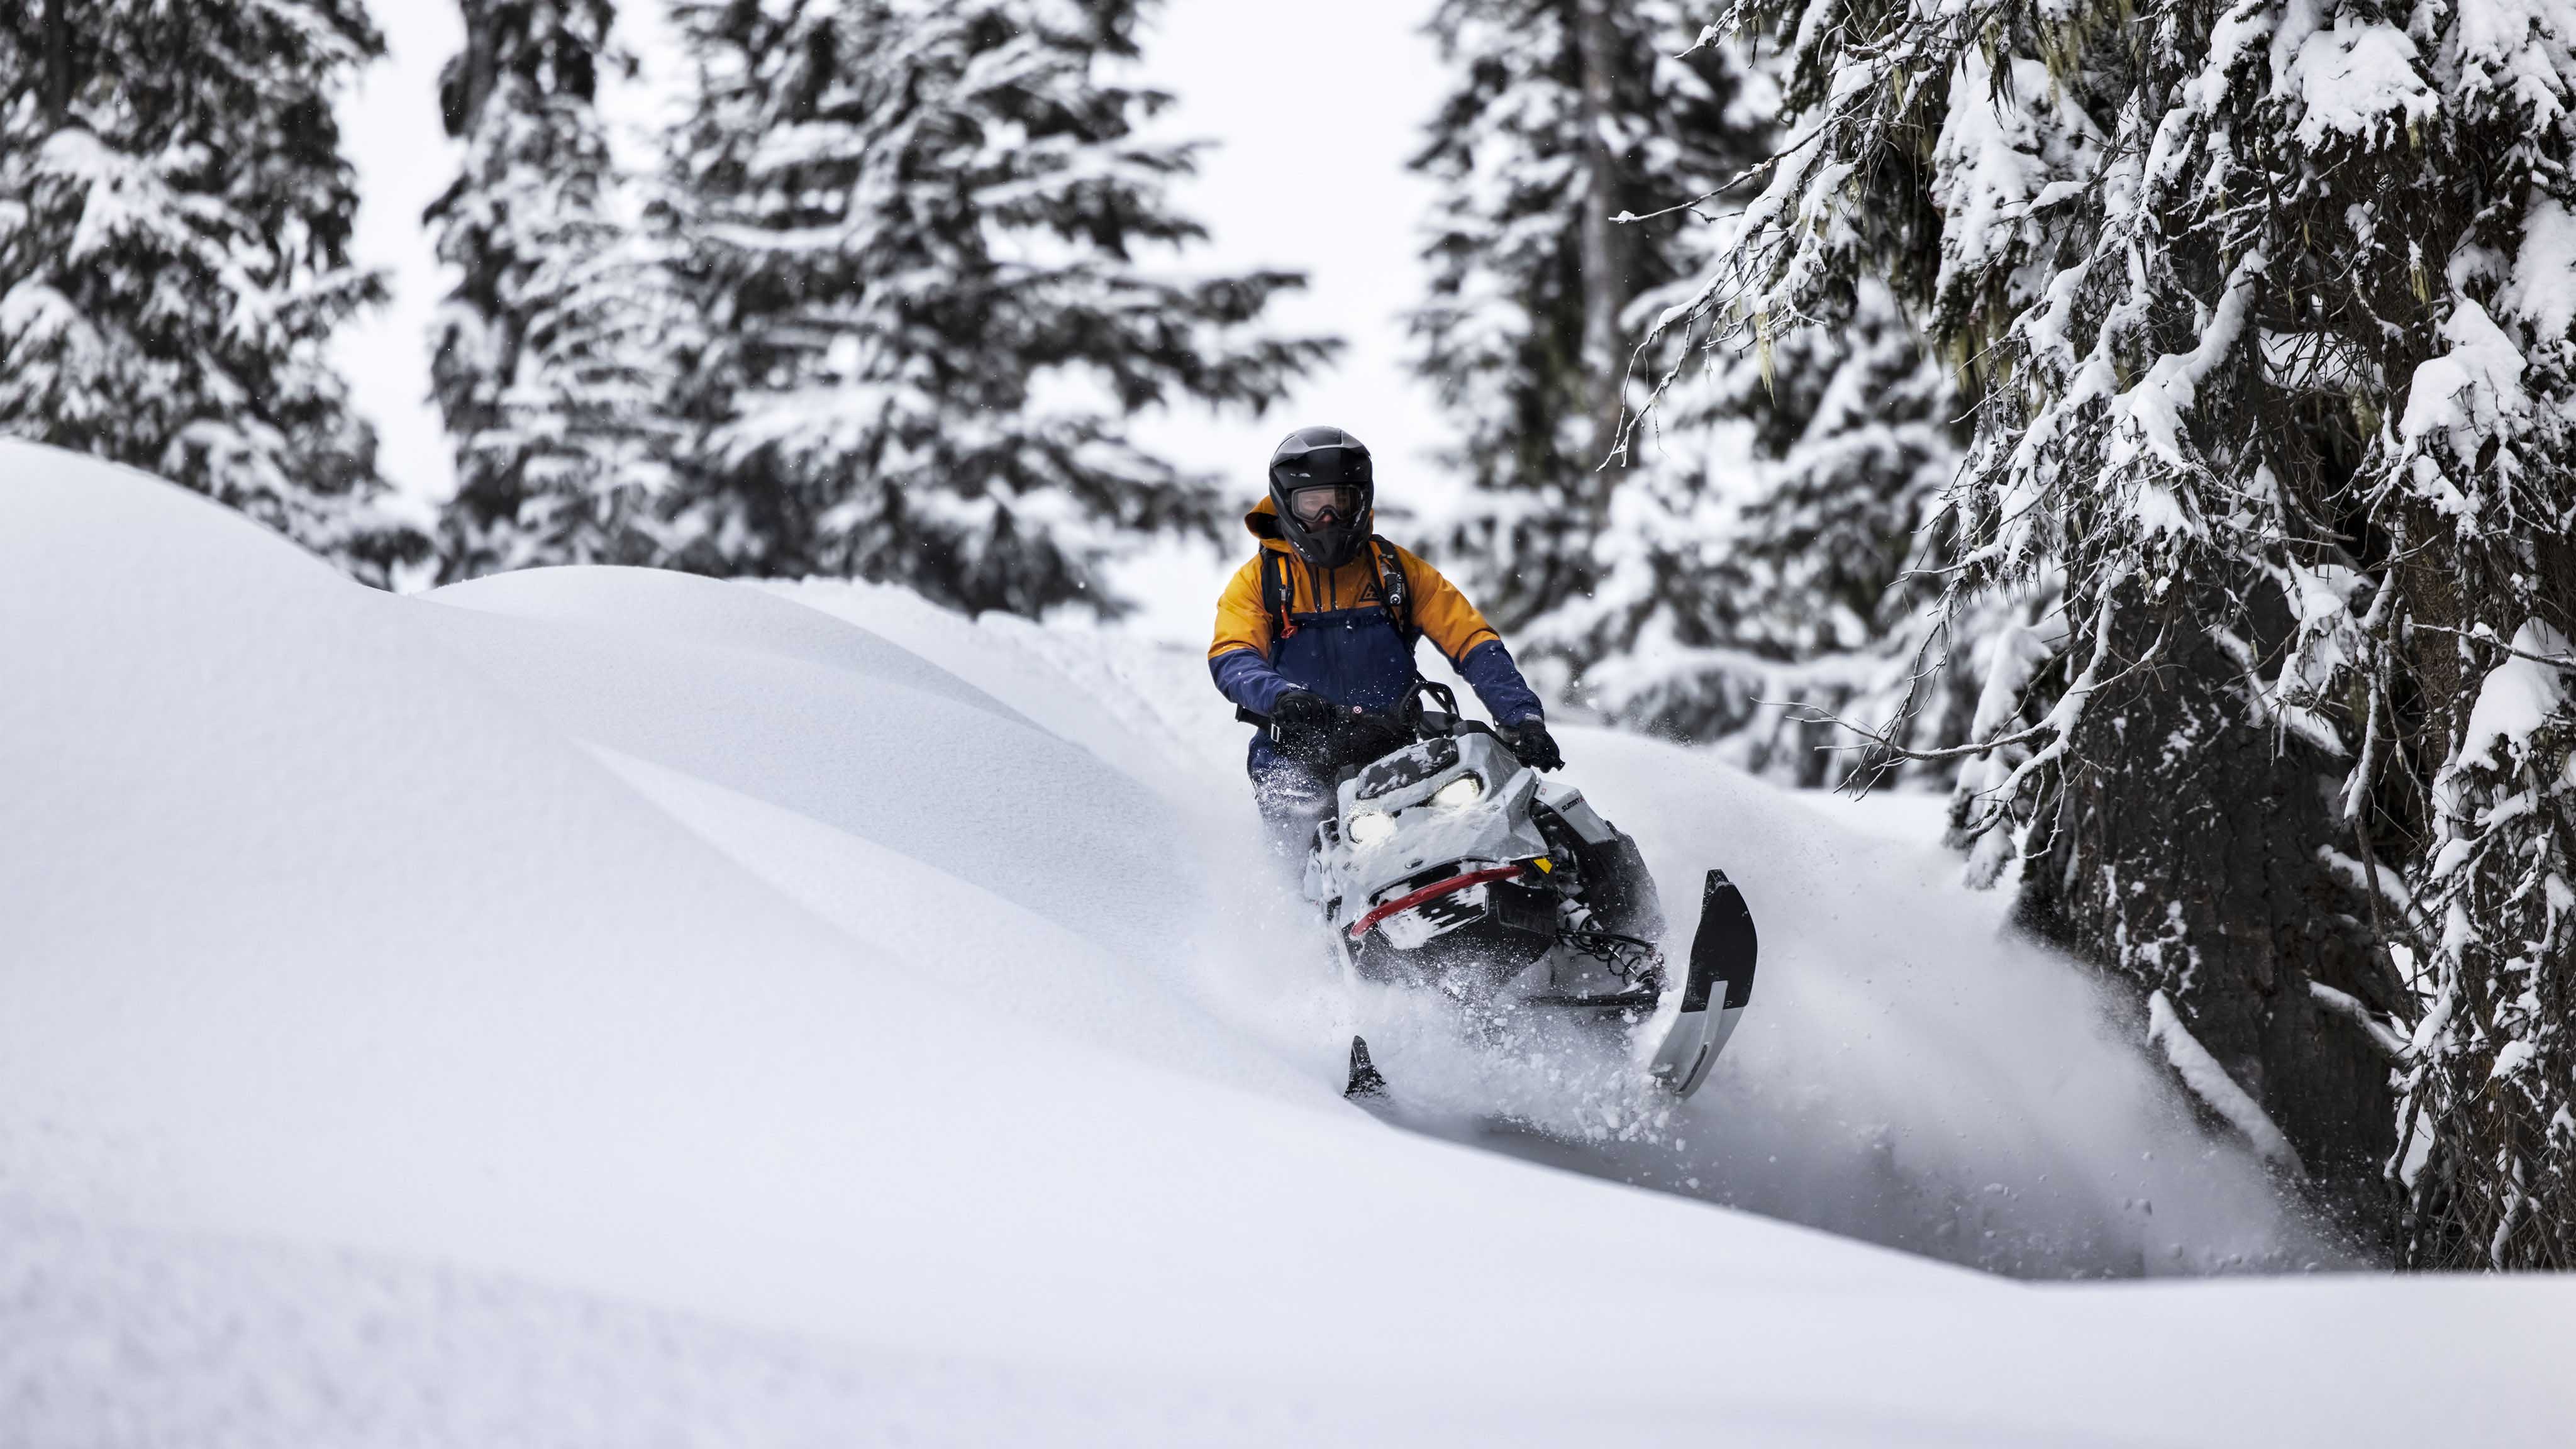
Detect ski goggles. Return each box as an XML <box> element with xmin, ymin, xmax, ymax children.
<box><xmin>1286</xmin><ymin>484</ymin><xmax>1366</xmax><ymax>526</ymax></box>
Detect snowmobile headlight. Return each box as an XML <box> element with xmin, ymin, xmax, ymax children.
<box><xmin>1346</xmin><ymin>809</ymin><xmax>1397</xmax><ymax>846</ymax></box>
<box><xmin>1430</xmin><ymin>773</ymin><xmax>1485</xmax><ymax>809</ymax></box>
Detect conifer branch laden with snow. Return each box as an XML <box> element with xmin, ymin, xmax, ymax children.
<box><xmin>1411</xmin><ymin>0</ymin><xmax>1771</xmax><ymax>630</ymax></box>
<box><xmin>430</xmin><ymin>0</ymin><xmax>684</xmax><ymax>581</ymax></box>
<box><xmin>0</xmin><ymin>0</ymin><xmax>422</xmax><ymax>584</ymax></box>
<box><xmin>1413</xmin><ymin>1</ymin><xmax>1998</xmax><ymax>788</ymax></box>
<box><xmin>1562</xmin><ymin>266</ymin><xmax>2016</xmax><ymax>787</ymax></box>
<box><xmin>1664</xmin><ymin>0</ymin><xmax>2576</xmax><ymax>1260</ymax></box>
<box><xmin>657</xmin><ymin>0</ymin><xmax>1335</xmax><ymax>618</ymax></box>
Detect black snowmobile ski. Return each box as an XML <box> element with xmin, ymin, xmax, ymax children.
<box><xmin>1646</xmin><ymin>870</ymin><xmax>1758</xmax><ymax>1097</ymax></box>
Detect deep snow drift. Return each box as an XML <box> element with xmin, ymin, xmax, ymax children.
<box><xmin>767</xmin><ymin>577</ymin><xmax>2328</xmax><ymax>1279</ymax></box>
<box><xmin>2</xmin><ymin>444</ymin><xmax>2568</xmax><ymax>1446</ymax></box>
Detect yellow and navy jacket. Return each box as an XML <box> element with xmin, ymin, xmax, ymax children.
<box><xmin>1208</xmin><ymin>497</ymin><xmax>1543</xmax><ymax>769</ymax></box>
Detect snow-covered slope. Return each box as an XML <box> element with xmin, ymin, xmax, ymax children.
<box><xmin>3</xmin><ymin>444</ymin><xmax>2568</xmax><ymax>1446</ymax></box>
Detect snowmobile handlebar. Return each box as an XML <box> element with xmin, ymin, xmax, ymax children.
<box><xmin>1391</xmin><ymin>679</ymin><xmax>1513</xmax><ymax>747</ymax></box>
<box><xmin>1233</xmin><ymin>680</ymin><xmax>1502</xmax><ymax>746</ymax></box>
<box><xmin>1236</xmin><ymin>680</ymin><xmax>1506</xmax><ymax>777</ymax></box>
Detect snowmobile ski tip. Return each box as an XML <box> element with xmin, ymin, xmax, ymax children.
<box><xmin>1646</xmin><ymin>870</ymin><xmax>1758</xmax><ymax>1099</ymax></box>
<box><xmin>1345</xmin><ymin>1035</ymin><xmax>1389</xmax><ymax>1100</ymax></box>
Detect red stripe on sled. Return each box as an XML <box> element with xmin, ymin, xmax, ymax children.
<box><xmin>1348</xmin><ymin>865</ymin><xmax>1525</xmax><ymax>942</ymax></box>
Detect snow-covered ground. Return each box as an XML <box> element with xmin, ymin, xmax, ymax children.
<box><xmin>4</xmin><ymin>445</ymin><xmax>2570</xmax><ymax>1445</ymax></box>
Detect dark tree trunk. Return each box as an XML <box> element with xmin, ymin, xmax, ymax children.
<box><xmin>43</xmin><ymin>0</ymin><xmax>73</xmax><ymax>120</ymax></box>
<box><xmin>2018</xmin><ymin>572</ymin><xmax>2404</xmax><ymax>1229</ymax></box>
<box><xmin>440</xmin><ymin>0</ymin><xmax>506</xmax><ymax>138</ymax></box>
<box><xmin>1570</xmin><ymin>0</ymin><xmax>1626</xmax><ymax>479</ymax></box>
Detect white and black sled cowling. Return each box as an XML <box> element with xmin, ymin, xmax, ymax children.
<box><xmin>1275</xmin><ymin>683</ymin><xmax>1757</xmax><ymax>1102</ymax></box>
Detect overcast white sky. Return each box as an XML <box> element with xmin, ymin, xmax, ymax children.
<box><xmin>330</xmin><ymin>1</ymin><xmax>1455</xmax><ymax>640</ymax></box>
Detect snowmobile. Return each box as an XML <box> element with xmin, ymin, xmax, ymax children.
<box><xmin>1258</xmin><ymin>682</ymin><xmax>1756</xmax><ymax>1103</ymax></box>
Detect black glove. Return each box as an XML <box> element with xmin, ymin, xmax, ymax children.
<box><xmin>1269</xmin><ymin>689</ymin><xmax>1334</xmax><ymax>731</ymax></box>
<box><xmin>1269</xmin><ymin>689</ymin><xmax>1339</xmax><ymax>768</ymax></box>
<box><xmin>1505</xmin><ymin>718</ymin><xmax>1563</xmax><ymax>772</ymax></box>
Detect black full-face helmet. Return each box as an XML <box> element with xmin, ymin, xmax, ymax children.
<box><xmin>1267</xmin><ymin>425</ymin><xmax>1374</xmax><ymax>569</ymax></box>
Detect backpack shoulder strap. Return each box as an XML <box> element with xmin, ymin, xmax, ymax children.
<box><xmin>1370</xmin><ymin>536</ymin><xmax>1416</xmax><ymax>641</ymax></box>
<box><xmin>1260</xmin><ymin>548</ymin><xmax>1297</xmax><ymax>640</ymax></box>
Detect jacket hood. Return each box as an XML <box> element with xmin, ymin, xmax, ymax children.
<box><xmin>1244</xmin><ymin>494</ymin><xmax>1288</xmax><ymax>544</ymax></box>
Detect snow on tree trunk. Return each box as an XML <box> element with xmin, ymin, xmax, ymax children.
<box><xmin>429</xmin><ymin>0</ymin><xmax>682</xmax><ymax>581</ymax></box>
<box><xmin>2402</xmin><ymin>620</ymin><xmax>2575</xmax><ymax>1267</ymax></box>
<box><xmin>2011</xmin><ymin>573</ymin><xmax>2404</xmax><ymax>1187</ymax></box>
<box><xmin>657</xmin><ymin>0</ymin><xmax>1335</xmax><ymax>618</ymax></box>
<box><xmin>1660</xmin><ymin>0</ymin><xmax>2576</xmax><ymax>1255</ymax></box>
<box><xmin>0</xmin><ymin>0</ymin><xmax>421</xmax><ymax>584</ymax></box>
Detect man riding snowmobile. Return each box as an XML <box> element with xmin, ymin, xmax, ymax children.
<box><xmin>1208</xmin><ymin>426</ymin><xmax>1562</xmax><ymax>845</ymax></box>
<box><xmin>1209</xmin><ymin>426</ymin><xmax>1758</xmax><ymax>1104</ymax></box>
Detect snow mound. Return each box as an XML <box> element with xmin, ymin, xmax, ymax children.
<box><xmin>773</xmin><ymin>580</ymin><xmax>2339</xmax><ymax>1279</ymax></box>
<box><xmin>3</xmin><ymin>444</ymin><xmax>2570</xmax><ymax>1446</ymax></box>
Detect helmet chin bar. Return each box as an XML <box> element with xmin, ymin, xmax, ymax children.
<box><xmin>1267</xmin><ymin>425</ymin><xmax>1376</xmax><ymax>568</ymax></box>
<box><xmin>1284</xmin><ymin>511</ymin><xmax>1368</xmax><ymax>568</ymax></box>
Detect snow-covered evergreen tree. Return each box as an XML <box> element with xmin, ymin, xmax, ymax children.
<box><xmin>1409</xmin><ymin>0</ymin><xmax>1769</xmax><ymax>630</ymax></box>
<box><xmin>1414</xmin><ymin>6</ymin><xmax>1987</xmax><ymax>787</ymax></box>
<box><xmin>429</xmin><ymin>0</ymin><xmax>679</xmax><ymax>581</ymax></box>
<box><xmin>1671</xmin><ymin>0</ymin><xmax>2576</xmax><ymax>1258</ymax></box>
<box><xmin>1539</xmin><ymin>269</ymin><xmax>1990</xmax><ymax>786</ymax></box>
<box><xmin>658</xmin><ymin>0</ymin><xmax>1335</xmax><ymax>617</ymax></box>
<box><xmin>0</xmin><ymin>0</ymin><xmax>419</xmax><ymax>583</ymax></box>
